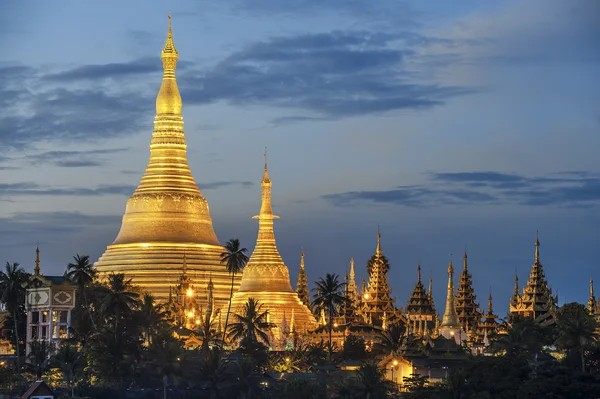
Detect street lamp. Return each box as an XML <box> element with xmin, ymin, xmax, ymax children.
<box><xmin>391</xmin><ymin>359</ymin><xmax>398</xmax><ymax>384</ymax></box>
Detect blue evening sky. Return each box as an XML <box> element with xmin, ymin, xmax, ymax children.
<box><xmin>1</xmin><ymin>0</ymin><xmax>599</xmax><ymax>315</ymax></box>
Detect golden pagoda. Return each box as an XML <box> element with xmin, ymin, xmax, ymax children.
<box><xmin>509</xmin><ymin>234</ymin><xmax>557</xmax><ymax>322</ymax></box>
<box><xmin>405</xmin><ymin>264</ymin><xmax>437</xmax><ymax>337</ymax></box>
<box><xmin>438</xmin><ymin>259</ymin><xmax>465</xmax><ymax>343</ymax></box>
<box><xmin>223</xmin><ymin>153</ymin><xmax>317</xmax><ymax>339</ymax></box>
<box><xmin>94</xmin><ymin>17</ymin><xmax>240</xmax><ymax>308</ymax></box>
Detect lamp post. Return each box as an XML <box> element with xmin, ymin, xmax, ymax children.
<box><xmin>392</xmin><ymin>359</ymin><xmax>398</xmax><ymax>385</ymax></box>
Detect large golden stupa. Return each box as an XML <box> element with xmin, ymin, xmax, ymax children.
<box><xmin>223</xmin><ymin>155</ymin><xmax>317</xmax><ymax>333</ymax></box>
<box><xmin>95</xmin><ymin>18</ymin><xmax>240</xmax><ymax>307</ymax></box>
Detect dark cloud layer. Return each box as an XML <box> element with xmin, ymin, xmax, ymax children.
<box><xmin>30</xmin><ymin>148</ymin><xmax>130</xmax><ymax>168</ymax></box>
<box><xmin>0</xmin><ymin>183</ymin><xmax>136</xmax><ymax>197</ymax></box>
<box><xmin>0</xmin><ymin>181</ymin><xmax>253</xmax><ymax>199</ymax></box>
<box><xmin>0</xmin><ymin>211</ymin><xmax>121</xmax><ymax>245</ymax></box>
<box><xmin>181</xmin><ymin>31</ymin><xmax>474</xmax><ymax>119</ymax></box>
<box><xmin>323</xmin><ymin>172</ymin><xmax>600</xmax><ymax>208</ymax></box>
<box><xmin>0</xmin><ymin>28</ymin><xmax>474</xmax><ymax>148</ymax></box>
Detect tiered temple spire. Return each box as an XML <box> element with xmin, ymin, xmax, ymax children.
<box><xmin>455</xmin><ymin>251</ymin><xmax>481</xmax><ymax>337</ymax></box>
<box><xmin>405</xmin><ymin>264</ymin><xmax>437</xmax><ymax>337</ymax></box>
<box><xmin>296</xmin><ymin>251</ymin><xmax>310</xmax><ymax>307</ymax></box>
<box><xmin>588</xmin><ymin>278</ymin><xmax>598</xmax><ymax>314</ymax></box>
<box><xmin>478</xmin><ymin>290</ymin><xmax>499</xmax><ymax>347</ymax></box>
<box><xmin>509</xmin><ymin>234</ymin><xmax>557</xmax><ymax>321</ymax></box>
<box><xmin>360</xmin><ymin>229</ymin><xmax>401</xmax><ymax>328</ymax></box>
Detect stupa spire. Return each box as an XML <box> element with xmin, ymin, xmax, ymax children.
<box><xmin>417</xmin><ymin>263</ymin><xmax>422</xmax><ymax>283</ymax></box>
<box><xmin>296</xmin><ymin>250</ymin><xmax>310</xmax><ymax>307</ymax></box>
<box><xmin>376</xmin><ymin>225</ymin><xmax>382</xmax><ymax>256</ymax></box>
<box><xmin>34</xmin><ymin>245</ymin><xmax>40</xmax><ymax>275</ymax></box>
<box><xmin>535</xmin><ymin>231</ymin><xmax>540</xmax><ymax>264</ymax></box>
<box><xmin>94</xmin><ymin>16</ymin><xmax>238</xmax><ymax>307</ymax></box>
<box><xmin>250</xmin><ymin>148</ymin><xmax>282</xmax><ymax>266</ymax></box>
<box><xmin>463</xmin><ymin>250</ymin><xmax>468</xmax><ymax>272</ymax></box>
<box><xmin>347</xmin><ymin>257</ymin><xmax>357</xmax><ymax>301</ymax></box>
<box><xmin>440</xmin><ymin>259</ymin><xmax>460</xmax><ymax>328</ymax></box>
<box><xmin>224</xmin><ymin>154</ymin><xmax>317</xmax><ymax>335</ymax></box>
<box><xmin>588</xmin><ymin>278</ymin><xmax>597</xmax><ymax>313</ymax></box>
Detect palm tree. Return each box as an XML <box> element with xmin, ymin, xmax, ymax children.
<box><xmin>198</xmin><ymin>349</ymin><xmax>231</xmax><ymax>399</ymax></box>
<box><xmin>197</xmin><ymin>313</ymin><xmax>222</xmax><ymax>359</ymax></box>
<box><xmin>556</xmin><ymin>302</ymin><xmax>598</xmax><ymax>373</ymax></box>
<box><xmin>227</xmin><ymin>298</ymin><xmax>275</xmax><ymax>345</ymax></box>
<box><xmin>52</xmin><ymin>342</ymin><xmax>80</xmax><ymax>397</ymax></box>
<box><xmin>312</xmin><ymin>273</ymin><xmax>347</xmax><ymax>361</ymax></box>
<box><xmin>220</xmin><ymin>238</ymin><xmax>249</xmax><ymax>342</ymax></box>
<box><xmin>99</xmin><ymin>273</ymin><xmax>140</xmax><ymax>339</ymax></box>
<box><xmin>373</xmin><ymin>323</ymin><xmax>406</xmax><ymax>355</ymax></box>
<box><xmin>355</xmin><ymin>363</ymin><xmax>394</xmax><ymax>399</ymax></box>
<box><xmin>28</xmin><ymin>339</ymin><xmax>53</xmax><ymax>378</ymax></box>
<box><xmin>139</xmin><ymin>293</ymin><xmax>168</xmax><ymax>346</ymax></box>
<box><xmin>0</xmin><ymin>262</ymin><xmax>28</xmax><ymax>372</ymax></box>
<box><xmin>493</xmin><ymin>316</ymin><xmax>546</xmax><ymax>358</ymax></box>
<box><xmin>66</xmin><ymin>254</ymin><xmax>97</xmax><ymax>328</ymax></box>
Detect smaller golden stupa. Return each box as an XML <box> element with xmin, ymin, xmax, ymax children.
<box><xmin>223</xmin><ymin>153</ymin><xmax>317</xmax><ymax>336</ymax></box>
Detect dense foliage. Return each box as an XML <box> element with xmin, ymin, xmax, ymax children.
<box><xmin>1</xmin><ymin>253</ymin><xmax>600</xmax><ymax>399</ymax></box>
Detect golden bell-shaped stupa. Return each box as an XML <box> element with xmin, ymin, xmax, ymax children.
<box><xmin>222</xmin><ymin>153</ymin><xmax>318</xmax><ymax>335</ymax></box>
<box><xmin>94</xmin><ymin>17</ymin><xmax>240</xmax><ymax>307</ymax></box>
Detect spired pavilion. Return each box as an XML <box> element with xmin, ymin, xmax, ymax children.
<box><xmin>509</xmin><ymin>234</ymin><xmax>557</xmax><ymax>324</ymax></box>
<box><xmin>94</xmin><ymin>18</ymin><xmax>240</xmax><ymax>310</ymax></box>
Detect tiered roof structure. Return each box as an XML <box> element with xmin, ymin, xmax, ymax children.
<box><xmin>478</xmin><ymin>291</ymin><xmax>499</xmax><ymax>346</ymax></box>
<box><xmin>359</xmin><ymin>230</ymin><xmax>402</xmax><ymax>328</ymax></box>
<box><xmin>455</xmin><ymin>251</ymin><xmax>481</xmax><ymax>337</ymax></box>
<box><xmin>405</xmin><ymin>264</ymin><xmax>437</xmax><ymax>337</ymax></box>
<box><xmin>509</xmin><ymin>234</ymin><xmax>557</xmax><ymax>321</ymax></box>
<box><xmin>588</xmin><ymin>279</ymin><xmax>600</xmax><ymax>323</ymax></box>
<box><xmin>296</xmin><ymin>251</ymin><xmax>310</xmax><ymax>308</ymax></box>
<box><xmin>94</xmin><ymin>17</ymin><xmax>240</xmax><ymax>306</ymax></box>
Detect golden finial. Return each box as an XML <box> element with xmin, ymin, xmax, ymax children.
<box><xmin>376</xmin><ymin>225</ymin><xmax>382</xmax><ymax>256</ymax></box>
<box><xmin>591</xmin><ymin>278</ymin><xmax>594</xmax><ymax>297</ymax></box>
<box><xmin>448</xmin><ymin>257</ymin><xmax>454</xmax><ymax>275</ymax></box>
<box><xmin>300</xmin><ymin>250</ymin><xmax>305</xmax><ymax>270</ymax></box>
<box><xmin>261</xmin><ymin>147</ymin><xmax>272</xmax><ymax>187</ymax></box>
<box><xmin>428</xmin><ymin>276</ymin><xmax>433</xmax><ymax>298</ymax></box>
<box><xmin>534</xmin><ymin>231</ymin><xmax>540</xmax><ymax>263</ymax></box>
<box><xmin>488</xmin><ymin>288</ymin><xmax>493</xmax><ymax>314</ymax></box>
<box><xmin>463</xmin><ymin>248</ymin><xmax>468</xmax><ymax>272</ymax></box>
<box><xmin>156</xmin><ymin>13</ymin><xmax>182</xmax><ymax>115</ymax></box>
<box><xmin>417</xmin><ymin>263</ymin><xmax>421</xmax><ymax>283</ymax></box>
<box><xmin>514</xmin><ymin>272</ymin><xmax>519</xmax><ymax>295</ymax></box>
<box><xmin>34</xmin><ymin>245</ymin><xmax>40</xmax><ymax>275</ymax></box>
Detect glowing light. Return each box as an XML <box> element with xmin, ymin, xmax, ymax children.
<box><xmin>187</xmin><ymin>289</ymin><xmax>193</xmax><ymax>297</ymax></box>
<box><xmin>333</xmin><ymin>323</ymin><xmax>338</xmax><ymax>328</ymax></box>
<box><xmin>393</xmin><ymin>360</ymin><xmax>398</xmax><ymax>366</ymax></box>
<box><xmin>285</xmin><ymin>357</ymin><xmax>290</xmax><ymax>362</ymax></box>
<box><xmin>141</xmin><ymin>243</ymin><xmax>150</xmax><ymax>248</ymax></box>
<box><xmin>450</xmin><ymin>331</ymin><xmax>455</xmax><ymax>336</ymax></box>
<box><xmin>363</xmin><ymin>293</ymin><xmax>370</xmax><ymax>300</ymax></box>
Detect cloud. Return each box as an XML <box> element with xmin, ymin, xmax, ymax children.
<box><xmin>323</xmin><ymin>171</ymin><xmax>600</xmax><ymax>208</ymax></box>
<box><xmin>30</xmin><ymin>148</ymin><xmax>130</xmax><ymax>168</ymax></box>
<box><xmin>0</xmin><ymin>183</ymin><xmax>136</xmax><ymax>198</ymax></box>
<box><xmin>44</xmin><ymin>58</ymin><xmax>160</xmax><ymax>81</ymax></box>
<box><xmin>0</xmin><ymin>211</ymin><xmax>122</xmax><ymax>243</ymax></box>
<box><xmin>0</xmin><ymin>63</ymin><xmax>153</xmax><ymax>150</ymax></box>
<box><xmin>198</xmin><ymin>181</ymin><xmax>254</xmax><ymax>190</ymax></box>
<box><xmin>180</xmin><ymin>31</ymin><xmax>476</xmax><ymax>118</ymax></box>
